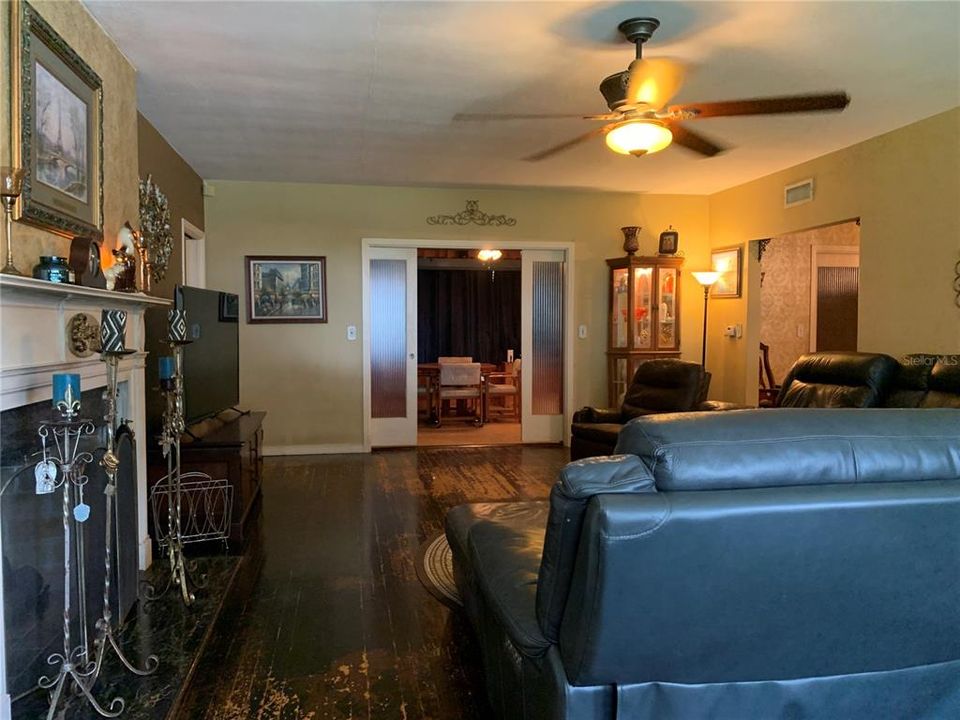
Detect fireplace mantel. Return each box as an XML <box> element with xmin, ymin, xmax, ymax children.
<box><xmin>0</xmin><ymin>276</ymin><xmax>170</xmax><ymax>718</ymax></box>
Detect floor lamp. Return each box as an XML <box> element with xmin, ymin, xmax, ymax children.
<box><xmin>692</xmin><ymin>271</ymin><xmax>721</xmax><ymax>368</ymax></box>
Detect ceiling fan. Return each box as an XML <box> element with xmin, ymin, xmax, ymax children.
<box><xmin>454</xmin><ymin>17</ymin><xmax>850</xmax><ymax>161</ymax></box>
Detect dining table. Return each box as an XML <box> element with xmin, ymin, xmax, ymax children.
<box><xmin>417</xmin><ymin>362</ymin><xmax>500</xmax><ymax>424</ymax></box>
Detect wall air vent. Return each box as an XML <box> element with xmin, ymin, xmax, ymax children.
<box><xmin>784</xmin><ymin>178</ymin><xmax>814</xmax><ymax>208</ymax></box>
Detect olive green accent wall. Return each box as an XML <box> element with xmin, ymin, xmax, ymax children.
<box><xmin>137</xmin><ymin>113</ymin><xmax>204</xmax><ymax>299</ymax></box>
<box><xmin>0</xmin><ymin>0</ymin><xmax>137</xmax><ymax>271</ymax></box>
<box><xmin>708</xmin><ymin>108</ymin><xmax>960</xmax><ymax>404</ymax></box>
<box><xmin>204</xmin><ymin>183</ymin><xmax>711</xmax><ymax>450</ymax></box>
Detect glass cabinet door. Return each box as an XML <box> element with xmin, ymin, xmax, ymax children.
<box><xmin>611</xmin><ymin>268</ymin><xmax>628</xmax><ymax>348</ymax></box>
<box><xmin>632</xmin><ymin>266</ymin><xmax>653</xmax><ymax>349</ymax></box>
<box><xmin>657</xmin><ymin>267</ymin><xmax>679</xmax><ymax>350</ymax></box>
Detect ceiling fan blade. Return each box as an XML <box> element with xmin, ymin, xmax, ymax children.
<box><xmin>524</xmin><ymin>125</ymin><xmax>611</xmax><ymax>162</ymax></box>
<box><xmin>626</xmin><ymin>57</ymin><xmax>686</xmax><ymax>108</ymax></box>
<box><xmin>670</xmin><ymin>92</ymin><xmax>850</xmax><ymax>119</ymax></box>
<box><xmin>453</xmin><ymin>112</ymin><xmax>616</xmax><ymax>122</ymax></box>
<box><xmin>667</xmin><ymin>123</ymin><xmax>726</xmax><ymax>157</ymax></box>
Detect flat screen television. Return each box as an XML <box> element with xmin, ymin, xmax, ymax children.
<box><xmin>175</xmin><ymin>286</ymin><xmax>240</xmax><ymax>423</ymax></box>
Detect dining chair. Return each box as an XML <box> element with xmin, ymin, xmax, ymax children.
<box><xmin>485</xmin><ymin>359</ymin><xmax>521</xmax><ymax>422</ymax></box>
<box><xmin>437</xmin><ymin>362</ymin><xmax>483</xmax><ymax>427</ymax></box>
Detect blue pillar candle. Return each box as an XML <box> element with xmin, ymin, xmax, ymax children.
<box><xmin>100</xmin><ymin>309</ymin><xmax>127</xmax><ymax>353</ymax></box>
<box><xmin>52</xmin><ymin>373</ymin><xmax>81</xmax><ymax>414</ymax></box>
<box><xmin>168</xmin><ymin>309</ymin><xmax>187</xmax><ymax>343</ymax></box>
<box><xmin>158</xmin><ymin>355</ymin><xmax>176</xmax><ymax>380</ymax></box>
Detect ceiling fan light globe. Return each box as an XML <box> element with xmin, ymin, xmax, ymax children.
<box><xmin>605</xmin><ymin>121</ymin><xmax>672</xmax><ymax>156</ymax></box>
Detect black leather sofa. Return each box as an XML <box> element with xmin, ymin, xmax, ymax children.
<box><xmin>570</xmin><ymin>359</ymin><xmax>729</xmax><ymax>461</ymax></box>
<box><xmin>777</xmin><ymin>351</ymin><xmax>960</xmax><ymax>408</ymax></box>
<box><xmin>446</xmin><ymin>408</ymin><xmax>960</xmax><ymax>720</ymax></box>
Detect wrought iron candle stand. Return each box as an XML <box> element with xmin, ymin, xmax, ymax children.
<box><xmin>151</xmin><ymin>340</ymin><xmax>198</xmax><ymax>606</ymax></box>
<box><xmin>35</xmin><ymin>387</ymin><xmax>125</xmax><ymax>719</ymax></box>
<box><xmin>87</xmin><ymin>350</ymin><xmax>160</xmax><ymax>688</ymax></box>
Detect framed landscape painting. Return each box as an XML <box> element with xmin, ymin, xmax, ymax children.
<box><xmin>711</xmin><ymin>247</ymin><xmax>743</xmax><ymax>298</ymax></box>
<box><xmin>245</xmin><ymin>256</ymin><xmax>328</xmax><ymax>324</ymax></box>
<box><xmin>11</xmin><ymin>0</ymin><xmax>103</xmax><ymax>238</ymax></box>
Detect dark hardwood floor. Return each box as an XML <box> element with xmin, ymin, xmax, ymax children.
<box><xmin>179</xmin><ymin>446</ymin><xmax>566</xmax><ymax>720</ymax></box>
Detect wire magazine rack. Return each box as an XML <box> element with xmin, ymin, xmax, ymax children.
<box><xmin>149</xmin><ymin>471</ymin><xmax>233</xmax><ymax>550</ymax></box>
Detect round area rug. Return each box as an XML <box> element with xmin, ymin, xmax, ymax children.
<box><xmin>416</xmin><ymin>534</ymin><xmax>462</xmax><ymax>608</ymax></box>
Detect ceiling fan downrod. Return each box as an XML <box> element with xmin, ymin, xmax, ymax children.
<box><xmin>617</xmin><ymin>17</ymin><xmax>660</xmax><ymax>59</ymax></box>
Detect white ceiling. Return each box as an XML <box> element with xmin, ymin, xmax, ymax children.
<box><xmin>84</xmin><ymin>1</ymin><xmax>960</xmax><ymax>194</ymax></box>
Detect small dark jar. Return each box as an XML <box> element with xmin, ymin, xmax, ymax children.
<box><xmin>33</xmin><ymin>256</ymin><xmax>75</xmax><ymax>284</ymax></box>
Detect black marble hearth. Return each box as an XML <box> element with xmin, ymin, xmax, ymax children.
<box><xmin>12</xmin><ymin>555</ymin><xmax>240</xmax><ymax>719</ymax></box>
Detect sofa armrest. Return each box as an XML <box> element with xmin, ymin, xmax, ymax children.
<box><xmin>572</xmin><ymin>406</ymin><xmax>623</xmax><ymax>424</ymax></box>
<box><xmin>698</xmin><ymin>400</ymin><xmax>751</xmax><ymax>412</ymax></box>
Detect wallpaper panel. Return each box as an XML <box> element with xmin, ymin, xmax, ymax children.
<box><xmin>759</xmin><ymin>221</ymin><xmax>860</xmax><ymax>382</ymax></box>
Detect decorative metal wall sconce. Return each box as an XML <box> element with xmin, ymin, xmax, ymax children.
<box><xmin>427</xmin><ymin>200</ymin><xmax>517</xmax><ymax>227</ymax></box>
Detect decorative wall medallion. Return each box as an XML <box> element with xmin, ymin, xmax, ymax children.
<box><xmin>426</xmin><ymin>200</ymin><xmax>517</xmax><ymax>227</ymax></box>
<box><xmin>67</xmin><ymin>312</ymin><xmax>101</xmax><ymax>357</ymax></box>
<box><xmin>757</xmin><ymin>238</ymin><xmax>771</xmax><ymax>263</ymax></box>
<box><xmin>139</xmin><ymin>175</ymin><xmax>174</xmax><ymax>282</ymax></box>
<box><xmin>954</xmin><ymin>257</ymin><xmax>960</xmax><ymax>308</ymax></box>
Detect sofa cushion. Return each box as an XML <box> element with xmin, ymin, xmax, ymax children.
<box><xmin>615</xmin><ymin>408</ymin><xmax>960</xmax><ymax>491</ymax></box>
<box><xmin>622</xmin><ymin>359</ymin><xmax>705</xmax><ymax>420</ymax></box>
<box><xmin>569</xmin><ymin>422</ymin><xmax>623</xmax><ymax>444</ymax></box>
<box><xmin>536</xmin><ymin>456</ymin><xmax>655</xmax><ymax>641</ymax></box>
<box><xmin>777</xmin><ymin>352</ymin><xmax>898</xmax><ymax>408</ymax></box>
<box><xmin>445</xmin><ymin>502</ymin><xmax>551</xmax><ymax>658</ymax></box>
<box><xmin>925</xmin><ymin>356</ymin><xmax>960</xmax><ymax>408</ymax></box>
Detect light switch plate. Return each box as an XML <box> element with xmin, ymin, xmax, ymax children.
<box><xmin>578</xmin><ymin>324</ymin><xmax>587</xmax><ymax>339</ymax></box>
<box><xmin>346</xmin><ymin>325</ymin><xmax>357</xmax><ymax>341</ymax></box>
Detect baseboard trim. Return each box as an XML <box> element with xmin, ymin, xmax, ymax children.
<box><xmin>263</xmin><ymin>444</ymin><xmax>367</xmax><ymax>457</ymax></box>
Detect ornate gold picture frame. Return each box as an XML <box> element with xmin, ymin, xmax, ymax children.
<box><xmin>9</xmin><ymin>0</ymin><xmax>104</xmax><ymax>238</ymax></box>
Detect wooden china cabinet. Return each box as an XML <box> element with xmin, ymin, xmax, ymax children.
<box><xmin>607</xmin><ymin>255</ymin><xmax>684</xmax><ymax>406</ymax></box>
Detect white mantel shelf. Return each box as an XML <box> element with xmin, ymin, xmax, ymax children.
<box><xmin>0</xmin><ymin>274</ymin><xmax>172</xmax><ymax>307</ymax></box>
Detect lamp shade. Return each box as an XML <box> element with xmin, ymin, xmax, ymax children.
<box><xmin>605</xmin><ymin>121</ymin><xmax>673</xmax><ymax>156</ymax></box>
<box><xmin>692</xmin><ymin>271</ymin><xmax>722</xmax><ymax>287</ymax></box>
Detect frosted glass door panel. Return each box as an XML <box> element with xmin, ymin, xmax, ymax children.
<box><xmin>367</xmin><ymin>247</ymin><xmax>417</xmax><ymax>448</ymax></box>
<box><xmin>531</xmin><ymin>261</ymin><xmax>563</xmax><ymax>415</ymax></box>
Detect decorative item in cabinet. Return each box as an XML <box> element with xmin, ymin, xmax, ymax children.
<box><xmin>606</xmin><ymin>254</ymin><xmax>684</xmax><ymax>406</ymax></box>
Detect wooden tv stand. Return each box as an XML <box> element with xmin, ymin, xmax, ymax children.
<box><xmin>147</xmin><ymin>409</ymin><xmax>265</xmax><ymax>547</ymax></box>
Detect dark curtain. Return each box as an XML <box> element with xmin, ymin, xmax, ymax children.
<box><xmin>418</xmin><ymin>269</ymin><xmax>521</xmax><ymax>364</ymax></box>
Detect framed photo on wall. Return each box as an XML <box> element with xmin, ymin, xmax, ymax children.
<box><xmin>711</xmin><ymin>247</ymin><xmax>742</xmax><ymax>298</ymax></box>
<box><xmin>10</xmin><ymin>0</ymin><xmax>104</xmax><ymax>238</ymax></box>
<box><xmin>245</xmin><ymin>256</ymin><xmax>328</xmax><ymax>324</ymax></box>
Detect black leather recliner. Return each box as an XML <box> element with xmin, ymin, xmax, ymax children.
<box><xmin>447</xmin><ymin>408</ymin><xmax>960</xmax><ymax>720</ymax></box>
<box><xmin>777</xmin><ymin>351</ymin><xmax>960</xmax><ymax>408</ymax></box>
<box><xmin>570</xmin><ymin>358</ymin><xmax>727</xmax><ymax>461</ymax></box>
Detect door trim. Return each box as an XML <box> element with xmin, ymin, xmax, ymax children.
<box><xmin>361</xmin><ymin>237</ymin><xmax>575</xmax><ymax>453</ymax></box>
<box><xmin>809</xmin><ymin>245</ymin><xmax>859</xmax><ymax>352</ymax></box>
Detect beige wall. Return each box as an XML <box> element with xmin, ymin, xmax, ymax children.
<box><xmin>0</xmin><ymin>0</ymin><xmax>138</xmax><ymax>271</ymax></box>
<box><xmin>708</xmin><ymin>108</ymin><xmax>960</xmax><ymax>404</ymax></box>
<box><xmin>760</xmin><ymin>221</ymin><xmax>859</xmax><ymax>382</ymax></box>
<box><xmin>137</xmin><ymin>113</ymin><xmax>205</xmax><ymax>299</ymax></box>
<box><xmin>204</xmin><ymin>182</ymin><xmax>710</xmax><ymax>450</ymax></box>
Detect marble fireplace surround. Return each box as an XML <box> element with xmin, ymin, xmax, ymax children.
<box><xmin>0</xmin><ymin>275</ymin><xmax>170</xmax><ymax>718</ymax></box>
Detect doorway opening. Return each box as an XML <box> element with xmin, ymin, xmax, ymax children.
<box><xmin>416</xmin><ymin>248</ymin><xmax>522</xmax><ymax>447</ymax></box>
<box><xmin>362</xmin><ymin>239</ymin><xmax>572</xmax><ymax>450</ymax></box>
<box><xmin>758</xmin><ymin>219</ymin><xmax>860</xmax><ymax>398</ymax></box>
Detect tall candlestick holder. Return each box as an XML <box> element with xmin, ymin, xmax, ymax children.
<box><xmin>87</xmin><ymin>350</ymin><xmax>160</xmax><ymax>689</ymax></box>
<box><xmin>149</xmin><ymin>339</ymin><xmax>197</xmax><ymax>606</ymax></box>
<box><xmin>36</xmin><ymin>389</ymin><xmax>125</xmax><ymax>719</ymax></box>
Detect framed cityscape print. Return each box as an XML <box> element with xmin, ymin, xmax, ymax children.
<box><xmin>245</xmin><ymin>256</ymin><xmax>328</xmax><ymax>324</ymax></box>
<box><xmin>10</xmin><ymin>0</ymin><xmax>104</xmax><ymax>238</ymax></box>
<box><xmin>711</xmin><ymin>246</ymin><xmax>742</xmax><ymax>298</ymax></box>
